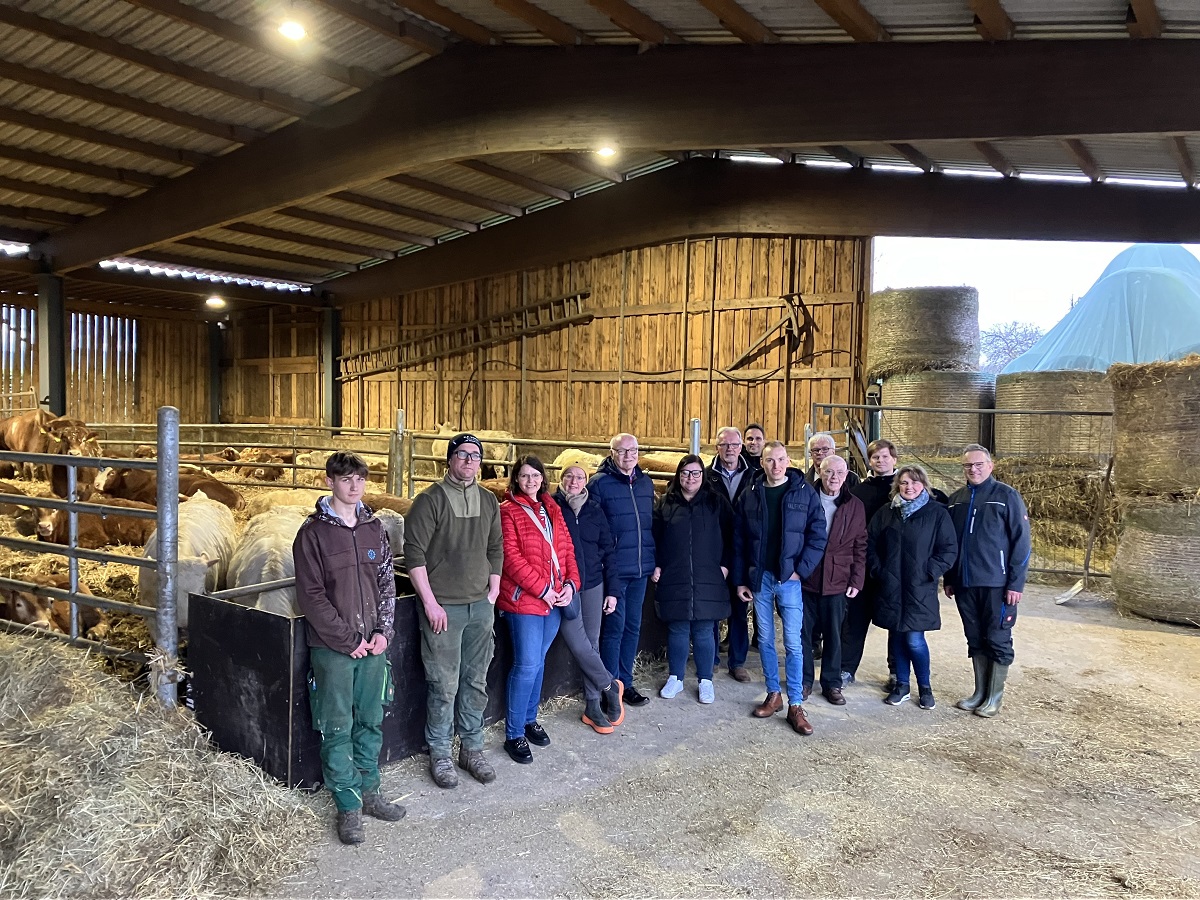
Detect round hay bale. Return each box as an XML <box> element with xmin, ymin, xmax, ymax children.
<box><xmin>994</xmin><ymin>371</ymin><xmax>1114</xmax><ymax>457</ymax></box>
<box><xmin>880</xmin><ymin>372</ymin><xmax>995</xmax><ymax>456</ymax></box>
<box><xmin>866</xmin><ymin>287</ymin><xmax>980</xmax><ymax>381</ymax></box>
<box><xmin>1108</xmin><ymin>355</ymin><xmax>1200</xmax><ymax>494</ymax></box>
<box><xmin>1113</xmin><ymin>500</ymin><xmax>1200</xmax><ymax>625</ymax></box>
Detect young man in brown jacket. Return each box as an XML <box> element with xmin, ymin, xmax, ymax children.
<box><xmin>294</xmin><ymin>451</ymin><xmax>403</xmax><ymax>845</ymax></box>
<box><xmin>801</xmin><ymin>455</ymin><xmax>867</xmax><ymax>705</ymax></box>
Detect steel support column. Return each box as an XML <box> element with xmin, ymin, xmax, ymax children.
<box><xmin>36</xmin><ymin>273</ymin><xmax>66</xmax><ymax>415</ymax></box>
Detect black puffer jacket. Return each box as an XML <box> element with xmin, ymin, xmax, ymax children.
<box><xmin>652</xmin><ymin>487</ymin><xmax>733</xmax><ymax>622</ymax></box>
<box><xmin>553</xmin><ymin>488</ymin><xmax>619</xmax><ymax>596</ymax></box>
<box><xmin>867</xmin><ymin>498</ymin><xmax>958</xmax><ymax>633</ymax></box>
<box><xmin>732</xmin><ymin>469</ymin><xmax>827</xmax><ymax>591</ymax></box>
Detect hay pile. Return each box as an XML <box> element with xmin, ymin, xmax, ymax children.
<box><xmin>1112</xmin><ymin>499</ymin><xmax>1200</xmax><ymax>626</ymax></box>
<box><xmin>1108</xmin><ymin>355</ymin><xmax>1200</xmax><ymax>494</ymax></box>
<box><xmin>865</xmin><ymin>286</ymin><xmax>980</xmax><ymax>381</ymax></box>
<box><xmin>0</xmin><ymin>634</ymin><xmax>319</xmax><ymax>899</ymax></box>
<box><xmin>880</xmin><ymin>372</ymin><xmax>995</xmax><ymax>455</ymax></box>
<box><xmin>994</xmin><ymin>371</ymin><xmax>1114</xmax><ymax>457</ymax></box>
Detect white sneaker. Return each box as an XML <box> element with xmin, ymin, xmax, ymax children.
<box><xmin>698</xmin><ymin>679</ymin><xmax>715</xmax><ymax>704</ymax></box>
<box><xmin>660</xmin><ymin>676</ymin><xmax>684</xmax><ymax>699</ymax></box>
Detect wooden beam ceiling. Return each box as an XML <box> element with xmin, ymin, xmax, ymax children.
<box><xmin>0</xmin><ymin>225</ymin><xmax>40</xmax><ymax>245</ymax></box>
<box><xmin>889</xmin><ymin>143</ymin><xmax>940</xmax><ymax>173</ymax></box>
<box><xmin>386</xmin><ymin>174</ymin><xmax>525</xmax><ymax>218</ymax></box>
<box><xmin>457</xmin><ymin>160</ymin><xmax>573</xmax><ymax>202</ymax></box>
<box><xmin>696</xmin><ymin>0</ymin><xmax>778</xmax><ymax>43</ymax></box>
<box><xmin>279</xmin><ymin>205</ymin><xmax>466</xmax><ymax>243</ymax></box>
<box><xmin>0</xmin><ymin>144</ymin><xmax>162</xmax><ymax>190</ymax></box>
<box><xmin>390</xmin><ymin>2</ymin><xmax>501</xmax><ymax>45</ymax></box>
<box><xmin>122</xmin><ymin>0</ymin><xmax>378</xmax><ymax>89</ymax></box>
<box><xmin>548</xmin><ymin>152</ymin><xmax>626</xmax><ymax>184</ymax></box>
<box><xmin>0</xmin><ymin>203</ymin><xmax>83</xmax><ymax>227</ymax></box>
<box><xmin>321</xmin><ymin>193</ymin><xmax>442</xmax><ymax>244</ymax></box>
<box><xmin>221</xmin><ymin>222</ymin><xmax>398</xmax><ymax>260</ymax></box>
<box><xmin>324</xmin><ymin>193</ymin><xmax>478</xmax><ymax>233</ymax></box>
<box><xmin>821</xmin><ymin>145</ymin><xmax>864</xmax><ymax>167</ymax></box>
<box><xmin>176</xmin><ymin>237</ymin><xmax>359</xmax><ymax>273</ymax></box>
<box><xmin>970</xmin><ymin>0</ymin><xmax>1015</xmax><ymax>41</ymax></box>
<box><xmin>1062</xmin><ymin>138</ymin><xmax>1106</xmax><ymax>182</ymax></box>
<box><xmin>491</xmin><ymin>0</ymin><xmax>595</xmax><ymax>44</ymax></box>
<box><xmin>0</xmin><ymin>175</ymin><xmax>115</xmax><ymax>209</ymax></box>
<box><xmin>0</xmin><ymin>104</ymin><xmax>207</xmax><ymax>168</ymax></box>
<box><xmin>0</xmin><ymin>5</ymin><xmax>316</xmax><ymax>120</ymax></box>
<box><xmin>39</xmin><ymin>41</ymin><xmax>1200</xmax><ymax>271</ymax></box>
<box><xmin>325</xmin><ymin>160</ymin><xmax>1200</xmax><ymax>302</ymax></box>
<box><xmin>69</xmin><ymin>266</ymin><xmax>325</xmax><ymax>307</ymax></box>
<box><xmin>133</xmin><ymin>250</ymin><xmax>319</xmax><ymax>285</ymax></box>
<box><xmin>811</xmin><ymin>0</ymin><xmax>890</xmax><ymax>41</ymax></box>
<box><xmin>586</xmin><ymin>0</ymin><xmax>682</xmax><ymax>43</ymax></box>
<box><xmin>1126</xmin><ymin>1</ymin><xmax>1163</xmax><ymax>38</ymax></box>
<box><xmin>973</xmin><ymin>140</ymin><xmax>1018</xmax><ymax>177</ymax></box>
<box><xmin>1166</xmin><ymin>137</ymin><xmax>1198</xmax><ymax>188</ymax></box>
<box><xmin>307</xmin><ymin>0</ymin><xmax>447</xmax><ymax>56</ymax></box>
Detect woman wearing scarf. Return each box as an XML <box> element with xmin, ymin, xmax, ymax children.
<box><xmin>553</xmin><ymin>465</ymin><xmax>627</xmax><ymax>735</ymax></box>
<box><xmin>498</xmin><ymin>455</ymin><xmax>580</xmax><ymax>764</ymax></box>
<box><xmin>866</xmin><ymin>464</ymin><xmax>958</xmax><ymax>711</ymax></box>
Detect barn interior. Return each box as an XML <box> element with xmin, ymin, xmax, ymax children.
<box><xmin>2</xmin><ymin>2</ymin><xmax>1200</xmax><ymax>898</ymax></box>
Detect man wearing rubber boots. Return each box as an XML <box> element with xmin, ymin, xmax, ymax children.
<box><xmin>944</xmin><ymin>444</ymin><xmax>1032</xmax><ymax>718</ymax></box>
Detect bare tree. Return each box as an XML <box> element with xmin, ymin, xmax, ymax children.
<box><xmin>980</xmin><ymin>321</ymin><xmax>1045</xmax><ymax>374</ymax></box>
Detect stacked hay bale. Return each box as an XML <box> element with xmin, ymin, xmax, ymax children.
<box><xmin>881</xmin><ymin>372</ymin><xmax>996</xmax><ymax>456</ymax></box>
<box><xmin>1108</xmin><ymin>356</ymin><xmax>1200</xmax><ymax>625</ymax></box>
<box><xmin>994</xmin><ymin>371</ymin><xmax>1114</xmax><ymax>457</ymax></box>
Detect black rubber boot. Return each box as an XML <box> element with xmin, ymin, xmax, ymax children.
<box><xmin>956</xmin><ymin>656</ymin><xmax>991</xmax><ymax>711</ymax></box>
<box><xmin>581</xmin><ymin>699</ymin><xmax>614</xmax><ymax>734</ymax></box>
<box><xmin>974</xmin><ymin>663</ymin><xmax>1010</xmax><ymax>718</ymax></box>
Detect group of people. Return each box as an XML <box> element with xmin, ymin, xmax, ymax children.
<box><xmin>293</xmin><ymin>420</ymin><xmax>1032</xmax><ymax>845</ymax></box>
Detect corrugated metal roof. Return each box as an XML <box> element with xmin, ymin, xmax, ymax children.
<box><xmin>1084</xmin><ymin>135</ymin><xmax>1184</xmax><ymax>181</ymax></box>
<box><xmin>305</xmin><ymin>192</ymin><xmax>457</xmax><ymax>239</ymax></box>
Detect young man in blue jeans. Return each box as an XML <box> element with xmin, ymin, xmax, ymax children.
<box><xmin>294</xmin><ymin>451</ymin><xmax>403</xmax><ymax>845</ymax></box>
<box><xmin>734</xmin><ymin>442</ymin><xmax>827</xmax><ymax>736</ymax></box>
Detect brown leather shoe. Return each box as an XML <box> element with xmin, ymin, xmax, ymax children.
<box><xmin>823</xmin><ymin>687</ymin><xmax>846</xmax><ymax>706</ymax></box>
<box><xmin>729</xmin><ymin>666</ymin><xmax>752</xmax><ymax>683</ymax></box>
<box><xmin>752</xmin><ymin>691</ymin><xmax>783</xmax><ymax>718</ymax></box>
<box><xmin>787</xmin><ymin>704</ymin><xmax>814</xmax><ymax>735</ymax></box>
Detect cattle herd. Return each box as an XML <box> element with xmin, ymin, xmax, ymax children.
<box><xmin>0</xmin><ymin>409</ymin><xmax>411</xmax><ymax>650</ymax></box>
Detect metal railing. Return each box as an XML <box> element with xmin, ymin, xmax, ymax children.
<box><xmin>0</xmin><ymin>389</ymin><xmax>38</xmax><ymax>418</ymax></box>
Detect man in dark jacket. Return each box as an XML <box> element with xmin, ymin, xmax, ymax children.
<box><xmin>294</xmin><ymin>451</ymin><xmax>403</xmax><ymax>845</ymax></box>
<box><xmin>801</xmin><ymin>456</ymin><xmax>866</xmax><ymax>706</ymax></box>
<box><xmin>589</xmin><ymin>433</ymin><xmax>657</xmax><ymax>707</ymax></box>
<box><xmin>734</xmin><ymin>441</ymin><xmax>827</xmax><ymax>735</ymax></box>
<box><xmin>944</xmin><ymin>444</ymin><xmax>1032</xmax><ymax>719</ymax></box>
<box><xmin>707</xmin><ymin>426</ymin><xmax>754</xmax><ymax>682</ymax></box>
<box><xmin>805</xmin><ymin>432</ymin><xmax>861</xmax><ymax>490</ymax></box>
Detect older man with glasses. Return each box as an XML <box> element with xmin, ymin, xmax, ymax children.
<box><xmin>944</xmin><ymin>443</ymin><xmax>1032</xmax><ymax>719</ymax></box>
<box><xmin>804</xmin><ymin>432</ymin><xmax>860</xmax><ymax>490</ymax></box>
<box><xmin>706</xmin><ymin>426</ymin><xmax>755</xmax><ymax>682</ymax></box>
<box><xmin>589</xmin><ymin>433</ymin><xmax>657</xmax><ymax>708</ymax></box>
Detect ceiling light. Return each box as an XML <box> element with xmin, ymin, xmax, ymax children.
<box><xmin>596</xmin><ymin>147</ymin><xmax>616</xmax><ymax>158</ymax></box>
<box><xmin>206</xmin><ymin>295</ymin><xmax>227</xmax><ymax>309</ymax></box>
<box><xmin>279</xmin><ymin>20</ymin><xmax>307</xmax><ymax>41</ymax></box>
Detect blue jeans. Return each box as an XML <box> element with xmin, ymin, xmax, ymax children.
<box><xmin>600</xmin><ymin>576</ymin><xmax>648</xmax><ymax>687</ymax></box>
<box><xmin>667</xmin><ymin>619</ymin><xmax>717</xmax><ymax>681</ymax></box>
<box><xmin>505</xmin><ymin>609</ymin><xmax>561</xmax><ymax>739</ymax></box>
<box><xmin>753</xmin><ymin>572</ymin><xmax>805</xmax><ymax>705</ymax></box>
<box><xmin>890</xmin><ymin>630</ymin><xmax>931</xmax><ymax>687</ymax></box>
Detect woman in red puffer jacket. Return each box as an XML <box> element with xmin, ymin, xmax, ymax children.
<box><xmin>498</xmin><ymin>454</ymin><xmax>580</xmax><ymax>765</ymax></box>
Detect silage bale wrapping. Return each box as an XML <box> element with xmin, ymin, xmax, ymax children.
<box><xmin>1113</xmin><ymin>500</ymin><xmax>1200</xmax><ymax>626</ymax></box>
<box><xmin>1108</xmin><ymin>355</ymin><xmax>1200</xmax><ymax>494</ymax></box>
<box><xmin>866</xmin><ymin>287</ymin><xmax>980</xmax><ymax>381</ymax></box>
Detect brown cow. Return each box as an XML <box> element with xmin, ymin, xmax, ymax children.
<box><xmin>364</xmin><ymin>493</ymin><xmax>413</xmax><ymax>517</ymax></box>
<box><xmin>0</xmin><ymin>409</ymin><xmax>54</xmax><ymax>479</ymax></box>
<box><xmin>46</xmin><ymin>416</ymin><xmax>103</xmax><ymax>498</ymax></box>
<box><xmin>36</xmin><ymin>496</ymin><xmax>157</xmax><ymax>549</ymax></box>
<box><xmin>95</xmin><ymin>467</ymin><xmax>245</xmax><ymax>510</ymax></box>
<box><xmin>234</xmin><ymin>448</ymin><xmax>287</xmax><ymax>482</ymax></box>
<box><xmin>0</xmin><ymin>573</ymin><xmax>108</xmax><ymax>641</ymax></box>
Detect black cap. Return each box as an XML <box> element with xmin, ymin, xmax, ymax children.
<box><xmin>446</xmin><ymin>433</ymin><xmax>483</xmax><ymax>460</ymax></box>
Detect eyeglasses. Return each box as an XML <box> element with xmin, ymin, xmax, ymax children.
<box><xmin>453</xmin><ymin>451</ymin><xmax>482</xmax><ymax>462</ymax></box>
<box><xmin>680</xmin><ymin>470</ymin><xmax>704</xmax><ymax>479</ymax></box>
<box><xmin>962</xmin><ymin>462</ymin><xmax>989</xmax><ymax>470</ymax></box>
<box><xmin>811</xmin><ymin>446</ymin><xmax>834</xmax><ymax>455</ymax></box>
<box><xmin>717</xmin><ymin>442</ymin><xmax>742</xmax><ymax>450</ymax></box>
<box><xmin>614</xmin><ymin>448</ymin><xmax>639</xmax><ymax>456</ymax></box>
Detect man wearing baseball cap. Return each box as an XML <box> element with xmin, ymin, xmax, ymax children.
<box><xmin>406</xmin><ymin>433</ymin><xmax>504</xmax><ymax>789</ymax></box>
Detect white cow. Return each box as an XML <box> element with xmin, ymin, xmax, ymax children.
<box><xmin>138</xmin><ymin>491</ymin><xmax>239</xmax><ymax>630</ymax></box>
<box><xmin>245</xmin><ymin>488</ymin><xmax>326</xmax><ymax>518</ymax></box>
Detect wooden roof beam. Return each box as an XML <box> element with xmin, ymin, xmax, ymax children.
<box><xmin>550</xmin><ymin>152</ymin><xmax>626</xmax><ymax>183</ymax></box>
<box><xmin>0</xmin><ymin>144</ymin><xmax>162</xmax><ymax>190</ymax></box>
<box><xmin>757</xmin><ymin>148</ymin><xmax>794</xmax><ymax>163</ymax></box>
<box><xmin>0</xmin><ymin>105</ymin><xmax>207</xmax><ymax>168</ymax></box>
<box><xmin>1166</xmin><ymin>136</ymin><xmax>1198</xmax><ymax>189</ymax></box>
<box><xmin>811</xmin><ymin>0</ymin><xmax>890</xmax><ymax>42</ymax></box>
<box><xmin>300</xmin><ymin>197</ymin><xmax>477</xmax><ymax>234</ymax></box>
<box><xmin>1062</xmin><ymin>139</ymin><xmax>1106</xmax><ymax>182</ymax></box>
<box><xmin>308</xmin><ymin>0</ymin><xmax>447</xmax><ymax>56</ymax></box>
<box><xmin>0</xmin><ymin>61</ymin><xmax>263</xmax><ymax>145</ymax></box>
<box><xmin>586</xmin><ymin>1</ymin><xmax>682</xmax><ymax>43</ymax></box>
<box><xmin>386</xmin><ymin>174</ymin><xmax>525</xmax><ymax>218</ymax></box>
<box><xmin>1127</xmin><ymin>1</ymin><xmax>1163</xmax><ymax>38</ymax></box>
<box><xmin>221</xmin><ymin>223</ymin><xmax>399</xmax><ymax>260</ymax></box>
<box><xmin>131</xmin><ymin>250</ymin><xmax>320</xmax><ymax>286</ymax></box>
<box><xmin>889</xmin><ymin>143</ymin><xmax>940</xmax><ymax>173</ymax></box>
<box><xmin>973</xmin><ymin>140</ymin><xmax>1018</xmax><ymax>177</ymax></box>
<box><xmin>279</xmin><ymin>205</ymin><xmax>468</xmax><ymax>243</ymax></box>
<box><xmin>491</xmin><ymin>0</ymin><xmax>596</xmax><ymax>44</ymax></box>
<box><xmin>0</xmin><ymin>176</ymin><xmax>114</xmax><ymax>209</ymax></box>
<box><xmin>457</xmin><ymin>160</ymin><xmax>573</xmax><ymax>201</ymax></box>
<box><xmin>970</xmin><ymin>0</ymin><xmax>1014</xmax><ymax>41</ymax></box>
<box><xmin>821</xmin><ymin>145</ymin><xmax>864</xmax><ymax>167</ymax></box>
<box><xmin>696</xmin><ymin>0</ymin><xmax>779</xmax><ymax>43</ymax></box>
<box><xmin>0</xmin><ymin>203</ymin><xmax>83</xmax><ymax>227</ymax></box>
<box><xmin>0</xmin><ymin>6</ymin><xmax>316</xmax><ymax>119</ymax></box>
<box><xmin>176</xmin><ymin>237</ymin><xmax>361</xmax><ymax>273</ymax></box>
<box><xmin>391</xmin><ymin>2</ymin><xmax>501</xmax><ymax>44</ymax></box>
<box><xmin>0</xmin><ymin>225</ymin><xmax>41</xmax><ymax>245</ymax></box>
<box><xmin>70</xmin><ymin>266</ymin><xmax>323</xmax><ymax>307</ymax></box>
<box><xmin>318</xmin><ymin>194</ymin><xmax>443</xmax><ymax>244</ymax></box>
<box><xmin>122</xmin><ymin>0</ymin><xmax>378</xmax><ymax>89</ymax></box>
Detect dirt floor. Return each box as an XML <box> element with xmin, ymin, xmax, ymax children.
<box><xmin>271</xmin><ymin>584</ymin><xmax>1200</xmax><ymax>899</ymax></box>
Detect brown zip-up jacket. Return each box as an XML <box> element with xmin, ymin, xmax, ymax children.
<box><xmin>293</xmin><ymin>498</ymin><xmax>396</xmax><ymax>654</ymax></box>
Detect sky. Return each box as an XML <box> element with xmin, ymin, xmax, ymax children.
<box><xmin>872</xmin><ymin>238</ymin><xmax>1200</xmax><ymax>331</ymax></box>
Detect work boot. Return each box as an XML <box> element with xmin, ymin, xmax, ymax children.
<box><xmin>582</xmin><ymin>699</ymin><xmax>614</xmax><ymax>734</ymax></box>
<box><xmin>974</xmin><ymin>663</ymin><xmax>1010</xmax><ymax>718</ymax></box>
<box><xmin>601</xmin><ymin>679</ymin><xmax>625</xmax><ymax>726</ymax></box>
<box><xmin>458</xmin><ymin>747</ymin><xmax>497</xmax><ymax>783</ymax></box>
<box><xmin>362</xmin><ymin>792</ymin><xmax>406</xmax><ymax>822</ymax></box>
<box><xmin>786</xmin><ymin>704</ymin><xmax>814</xmax><ymax>736</ymax></box>
<box><xmin>753</xmin><ymin>691</ymin><xmax>784</xmax><ymax>718</ymax></box>
<box><xmin>336</xmin><ymin>808</ymin><xmax>365</xmax><ymax>845</ymax></box>
<box><xmin>957</xmin><ymin>656</ymin><xmax>991</xmax><ymax>711</ymax></box>
<box><xmin>430</xmin><ymin>755</ymin><xmax>458</xmax><ymax>789</ymax></box>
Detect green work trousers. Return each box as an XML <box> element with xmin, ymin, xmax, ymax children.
<box><xmin>308</xmin><ymin>647</ymin><xmax>392</xmax><ymax>812</ymax></box>
<box><xmin>419</xmin><ymin>598</ymin><xmax>495</xmax><ymax>758</ymax></box>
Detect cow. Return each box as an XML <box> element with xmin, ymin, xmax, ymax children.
<box><xmin>233</xmin><ymin>448</ymin><xmax>287</xmax><ymax>482</ymax></box>
<box><xmin>138</xmin><ymin>491</ymin><xmax>239</xmax><ymax>630</ymax></box>
<box><xmin>0</xmin><ymin>573</ymin><xmax>108</xmax><ymax>640</ymax></box>
<box><xmin>45</xmin><ymin>416</ymin><xmax>103</xmax><ymax>498</ymax></box>
<box><xmin>95</xmin><ymin>467</ymin><xmax>244</xmax><ymax>510</ymax></box>
<box><xmin>227</xmin><ymin>505</ymin><xmax>310</xmax><ymax>617</ymax></box>
<box><xmin>364</xmin><ymin>493</ymin><xmax>413</xmax><ymax>517</ymax></box>
<box><xmin>244</xmin><ymin>488</ymin><xmax>327</xmax><ymax>518</ymax></box>
<box><xmin>0</xmin><ymin>409</ymin><xmax>54</xmax><ymax>479</ymax></box>
<box><xmin>36</xmin><ymin>496</ymin><xmax>157</xmax><ymax>549</ymax></box>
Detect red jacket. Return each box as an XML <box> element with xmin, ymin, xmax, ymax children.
<box><xmin>499</xmin><ymin>491</ymin><xmax>581</xmax><ymax>616</ymax></box>
<box><xmin>802</xmin><ymin>486</ymin><xmax>868</xmax><ymax>596</ymax></box>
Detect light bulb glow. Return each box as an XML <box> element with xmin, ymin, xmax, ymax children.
<box><xmin>596</xmin><ymin>147</ymin><xmax>616</xmax><ymax>158</ymax></box>
<box><xmin>279</xmin><ymin>20</ymin><xmax>307</xmax><ymax>41</ymax></box>
<box><xmin>206</xmin><ymin>295</ymin><xmax>227</xmax><ymax>309</ymax></box>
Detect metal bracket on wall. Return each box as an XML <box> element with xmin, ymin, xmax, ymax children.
<box><xmin>337</xmin><ymin>289</ymin><xmax>593</xmax><ymax>380</ymax></box>
<box><xmin>727</xmin><ymin>291</ymin><xmax>817</xmax><ymax>371</ymax></box>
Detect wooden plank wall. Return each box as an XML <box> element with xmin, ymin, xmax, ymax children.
<box><xmin>131</xmin><ymin>317</ymin><xmax>209</xmax><ymax>423</ymax></box>
<box><xmin>221</xmin><ymin>307</ymin><xmax>322</xmax><ymax>425</ymax></box>
<box><xmin>339</xmin><ymin>235</ymin><xmax>868</xmax><ymax>444</ymax></box>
